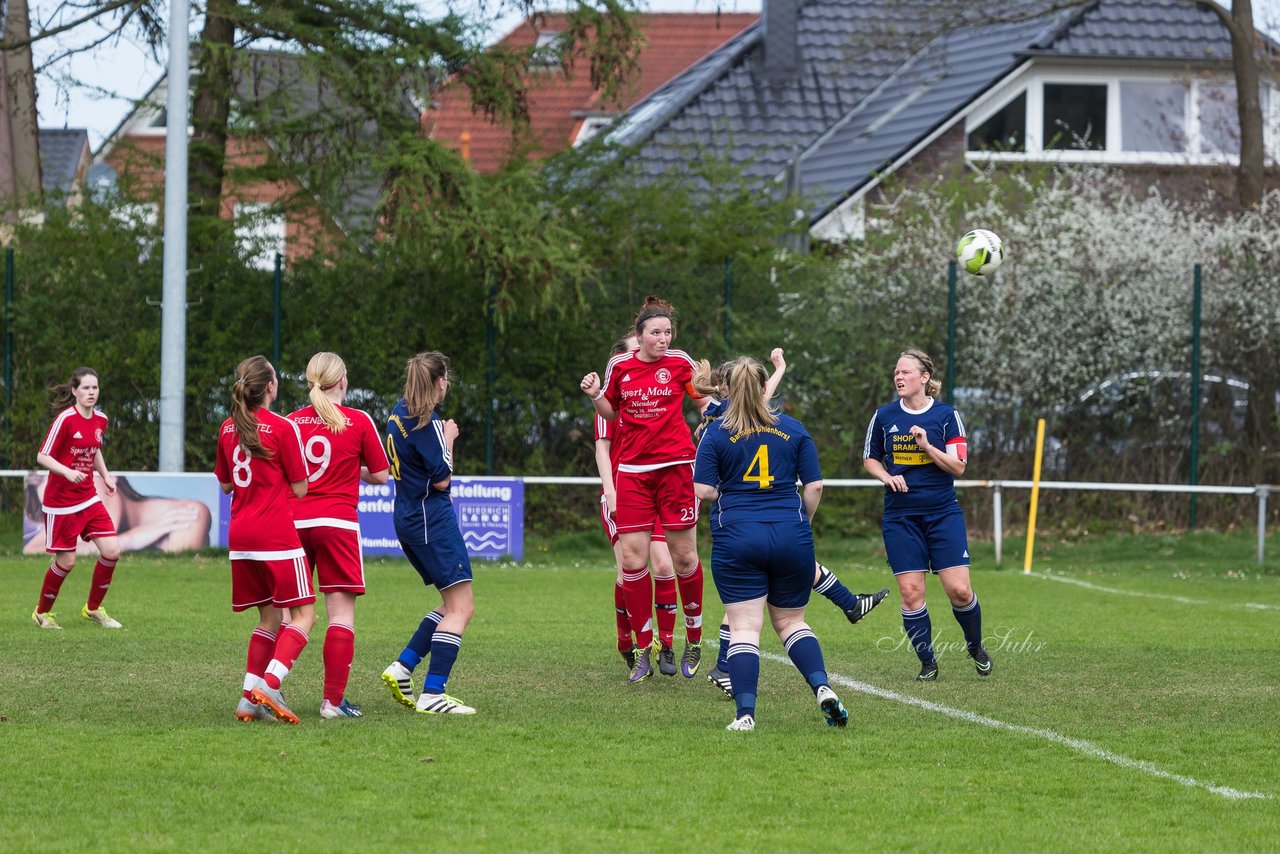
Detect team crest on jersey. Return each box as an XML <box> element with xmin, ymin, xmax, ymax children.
<box><xmin>95</xmin><ymin>428</ymin><xmax>104</xmax><ymax>443</ymax></box>
<box><xmin>655</xmin><ymin>368</ymin><xmax>672</xmax><ymax>384</ymax></box>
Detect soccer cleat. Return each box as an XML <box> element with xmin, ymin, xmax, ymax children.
<box><xmin>969</xmin><ymin>644</ymin><xmax>995</xmax><ymax>676</ymax></box>
<box><xmin>917</xmin><ymin>660</ymin><xmax>939</xmax><ymax>681</ymax></box>
<box><xmin>235</xmin><ymin>697</ymin><xmax>274</xmax><ymax>722</ymax></box>
<box><xmin>620</xmin><ymin>647</ymin><xmax>636</xmax><ymax>670</ymax></box>
<box><xmin>816</xmin><ymin>685</ymin><xmax>849</xmax><ymax>728</ymax></box>
<box><xmin>415</xmin><ymin>692</ymin><xmax>476</xmax><ymax>715</ymax></box>
<box><xmin>725</xmin><ymin>714</ymin><xmax>756</xmax><ymax>732</ymax></box>
<box><xmin>381</xmin><ymin>662</ymin><xmax>416</xmax><ymax>709</ymax></box>
<box><xmin>845</xmin><ymin>588</ymin><xmax>890</xmax><ymax>625</ymax></box>
<box><xmin>320</xmin><ymin>698</ymin><xmax>363</xmax><ymax>718</ymax></box>
<box><xmin>249</xmin><ymin>682</ymin><xmax>300</xmax><ymax>725</ymax></box>
<box><xmin>31</xmin><ymin>610</ymin><xmax>62</xmax><ymax>630</ymax></box>
<box><xmin>629</xmin><ymin>645</ymin><xmax>653</xmax><ymax>683</ymax></box>
<box><xmin>681</xmin><ymin>641</ymin><xmax>702</xmax><ymax>678</ymax></box>
<box><xmin>81</xmin><ymin>605</ymin><xmax>123</xmax><ymax>629</ymax></box>
<box><xmin>658</xmin><ymin>642</ymin><xmax>678</xmax><ymax>676</ymax></box>
<box><xmin>706</xmin><ymin>666</ymin><xmax>733</xmax><ymax>699</ymax></box>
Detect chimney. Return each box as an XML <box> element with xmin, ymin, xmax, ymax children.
<box><xmin>762</xmin><ymin>0</ymin><xmax>800</xmax><ymax>84</ymax></box>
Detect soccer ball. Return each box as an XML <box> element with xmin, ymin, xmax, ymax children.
<box><xmin>955</xmin><ymin>229</ymin><xmax>1004</xmax><ymax>276</ymax></box>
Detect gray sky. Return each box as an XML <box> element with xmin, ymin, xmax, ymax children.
<box><xmin>29</xmin><ymin>0</ymin><xmax>1274</xmax><ymax>150</ymax></box>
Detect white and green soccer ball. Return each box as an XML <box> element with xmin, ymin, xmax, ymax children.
<box><xmin>955</xmin><ymin>228</ymin><xmax>1004</xmax><ymax>276</ymax></box>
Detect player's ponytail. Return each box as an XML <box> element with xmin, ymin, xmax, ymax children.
<box><xmin>48</xmin><ymin>367</ymin><xmax>98</xmax><ymax>412</ymax></box>
<box><xmin>720</xmin><ymin>357</ymin><xmax>776</xmax><ymax>435</ymax></box>
<box><xmin>902</xmin><ymin>348</ymin><xmax>942</xmax><ymax>398</ymax></box>
<box><xmin>306</xmin><ymin>351</ymin><xmax>348</xmax><ymax>433</ymax></box>
<box><xmin>231</xmin><ymin>356</ymin><xmax>275</xmax><ymax>458</ymax></box>
<box><xmin>634</xmin><ymin>296</ymin><xmax>676</xmax><ymax>338</ymax></box>
<box><xmin>403</xmin><ymin>351</ymin><xmax>451</xmax><ymax>430</ymax></box>
<box><xmin>690</xmin><ymin>359</ymin><xmax>731</xmax><ymax>399</ymax></box>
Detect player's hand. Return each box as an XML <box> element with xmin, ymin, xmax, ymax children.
<box><xmin>884</xmin><ymin>475</ymin><xmax>909</xmax><ymax>493</ymax></box>
<box><xmin>605</xmin><ymin>493</ymin><xmax>617</xmax><ymax>517</ymax></box>
<box><xmin>66</xmin><ymin>470</ymin><xmax>87</xmax><ymax>484</ymax></box>
<box><xmin>442</xmin><ymin>419</ymin><xmax>460</xmax><ymax>443</ymax></box>
<box><xmin>770</xmin><ymin>348</ymin><xmax>786</xmax><ymax>371</ymax></box>
<box><xmin>580</xmin><ymin>372</ymin><xmax>601</xmax><ymax>398</ymax></box>
<box><xmin>909</xmin><ymin>425</ymin><xmax>931</xmax><ymax>451</ymax></box>
<box><xmin>102</xmin><ymin>475</ymin><xmax>118</xmax><ymax>496</ymax></box>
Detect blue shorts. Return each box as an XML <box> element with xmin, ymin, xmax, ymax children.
<box><xmin>881</xmin><ymin>502</ymin><xmax>970</xmax><ymax>575</ymax></box>
<box><xmin>398</xmin><ymin>525</ymin><xmax>472</xmax><ymax>589</ymax></box>
<box><xmin>710</xmin><ymin>520</ymin><xmax>815</xmax><ymax>608</ymax></box>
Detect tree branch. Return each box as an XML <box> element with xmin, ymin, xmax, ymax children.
<box><xmin>0</xmin><ymin>0</ymin><xmax>139</xmax><ymax>51</ymax></box>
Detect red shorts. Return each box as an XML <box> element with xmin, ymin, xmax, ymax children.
<box><xmin>600</xmin><ymin>494</ymin><xmax>667</xmax><ymax>546</ymax></box>
<box><xmin>614</xmin><ymin>464</ymin><xmax>697</xmax><ymax>535</ymax></box>
<box><xmin>229</xmin><ymin>548</ymin><xmax>315</xmax><ymax>611</ymax></box>
<box><xmin>296</xmin><ymin>522</ymin><xmax>365</xmax><ymax>595</ymax></box>
<box><xmin>43</xmin><ymin>500</ymin><xmax>117</xmax><ymax>553</ymax></box>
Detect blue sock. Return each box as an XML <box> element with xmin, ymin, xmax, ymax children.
<box><xmin>782</xmin><ymin>628</ymin><xmax>828</xmax><ymax>693</ymax></box>
<box><xmin>952</xmin><ymin>593</ymin><xmax>983</xmax><ymax>651</ymax></box>
<box><xmin>400</xmin><ymin>611</ymin><xmax>443</xmax><ymax>672</ymax></box>
<box><xmin>715</xmin><ymin>623</ymin><xmax>731</xmax><ymax>671</ymax></box>
<box><xmin>726</xmin><ymin>641</ymin><xmax>759</xmax><ymax>718</ymax></box>
<box><xmin>813</xmin><ymin>564</ymin><xmax>858</xmax><ymax>612</ymax></box>
<box><xmin>423</xmin><ymin>631</ymin><xmax>462</xmax><ymax>695</ymax></box>
<box><xmin>902</xmin><ymin>605</ymin><xmax>934</xmax><ymax>664</ymax></box>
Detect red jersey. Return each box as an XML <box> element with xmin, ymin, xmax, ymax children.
<box><xmin>601</xmin><ymin>349</ymin><xmax>700</xmax><ymax>471</ymax></box>
<box><xmin>286</xmin><ymin>403</ymin><xmax>389</xmax><ymax>524</ymax></box>
<box><xmin>214</xmin><ymin>408</ymin><xmax>309</xmax><ymax>552</ymax></box>
<box><xmin>39</xmin><ymin>407</ymin><xmax>109</xmax><ymax>512</ymax></box>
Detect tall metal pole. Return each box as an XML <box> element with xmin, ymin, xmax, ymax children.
<box><xmin>945</xmin><ymin>260</ymin><xmax>957</xmax><ymax>405</ymax></box>
<box><xmin>485</xmin><ymin>283</ymin><xmax>495</xmax><ymax>475</ymax></box>
<box><xmin>158</xmin><ymin>0</ymin><xmax>191</xmax><ymax>472</ymax></box>
<box><xmin>1189</xmin><ymin>264</ymin><xmax>1202</xmax><ymax>529</ymax></box>
<box><xmin>723</xmin><ymin>257</ymin><xmax>733</xmax><ymax>352</ymax></box>
<box><xmin>272</xmin><ymin>252</ymin><xmax>282</xmax><ymax>369</ymax></box>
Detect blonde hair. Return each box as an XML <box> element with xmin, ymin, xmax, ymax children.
<box><xmin>403</xmin><ymin>352</ymin><xmax>451</xmax><ymax>429</ymax></box>
<box><xmin>231</xmin><ymin>356</ymin><xmax>275</xmax><ymax>458</ymax></box>
<box><xmin>901</xmin><ymin>348</ymin><xmax>942</xmax><ymax>398</ymax></box>
<box><xmin>719</xmin><ymin>357</ymin><xmax>776</xmax><ymax>435</ymax></box>
<box><xmin>690</xmin><ymin>359</ymin><xmax>731</xmax><ymax>399</ymax></box>
<box><xmin>306</xmin><ymin>351</ymin><xmax>347</xmax><ymax>433</ymax></box>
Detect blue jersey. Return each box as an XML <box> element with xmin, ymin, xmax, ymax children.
<box><xmin>694</xmin><ymin>412</ymin><xmax>820</xmax><ymax>528</ymax></box>
<box><xmin>863</xmin><ymin>398</ymin><xmax>967</xmax><ymax>517</ymax></box>
<box><xmin>386</xmin><ymin>400</ymin><xmax>455</xmax><ymax>544</ymax></box>
<box><xmin>694</xmin><ymin>397</ymin><xmax>727</xmax><ymax>443</ymax></box>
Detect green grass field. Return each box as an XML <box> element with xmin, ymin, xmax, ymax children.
<box><xmin>1</xmin><ymin>532</ymin><xmax>1278</xmax><ymax>851</ymax></box>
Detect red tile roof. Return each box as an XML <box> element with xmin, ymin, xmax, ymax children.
<box><xmin>426</xmin><ymin>12</ymin><xmax>758</xmax><ymax>172</ymax></box>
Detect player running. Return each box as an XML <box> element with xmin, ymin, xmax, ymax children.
<box><xmin>31</xmin><ymin>367</ymin><xmax>125</xmax><ymax>630</ymax></box>
<box><xmin>287</xmin><ymin>352</ymin><xmax>390</xmax><ymax>719</ymax></box>
<box><xmin>580</xmin><ymin>297</ymin><xmax>708</xmax><ymax>683</ymax></box>
<box><xmin>863</xmin><ymin>349</ymin><xmax>992</xmax><ymax>681</ymax></box>
<box><xmin>694</xmin><ymin>355</ymin><xmax>848</xmax><ymax>731</ymax></box>
<box><xmin>380</xmin><ymin>352</ymin><xmax>477</xmax><ymax>715</ymax></box>
<box><xmin>216</xmin><ymin>356</ymin><xmax>315</xmax><ymax>724</ymax></box>
<box><xmin>692</xmin><ymin>352</ymin><xmax>889</xmax><ymax>697</ymax></box>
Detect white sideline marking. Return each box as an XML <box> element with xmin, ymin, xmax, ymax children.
<box><xmin>1029</xmin><ymin>572</ymin><xmax>1280</xmax><ymax>611</ymax></box>
<box><xmin>756</xmin><ymin>650</ymin><xmax>1269</xmax><ymax>801</ymax></box>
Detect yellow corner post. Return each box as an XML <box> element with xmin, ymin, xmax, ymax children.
<box><xmin>1024</xmin><ymin>418</ymin><xmax>1046</xmax><ymax>575</ymax></box>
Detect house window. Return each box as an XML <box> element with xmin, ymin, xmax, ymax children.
<box><xmin>1043</xmin><ymin>83</ymin><xmax>1107</xmax><ymax>150</ymax></box>
<box><xmin>1120</xmin><ymin>82</ymin><xmax>1187</xmax><ymax>153</ymax></box>
<box><xmin>235</xmin><ymin>203</ymin><xmax>286</xmax><ymax>271</ymax></box>
<box><xmin>967</xmin><ymin>92</ymin><xmax>1025</xmax><ymax>152</ymax></box>
<box><xmin>530</xmin><ymin>31</ymin><xmax>563</xmax><ymax>68</ymax></box>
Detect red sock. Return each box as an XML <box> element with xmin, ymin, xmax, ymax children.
<box><xmin>620</xmin><ymin>566</ymin><xmax>653</xmax><ymax>650</ymax></box>
<box><xmin>654</xmin><ymin>576</ymin><xmax>677</xmax><ymax>647</ymax></box>
<box><xmin>244</xmin><ymin>628</ymin><xmax>277</xmax><ymax>700</ymax></box>
<box><xmin>36</xmin><ymin>562</ymin><xmax>70</xmax><ymax>613</ymax></box>
<box><xmin>677</xmin><ymin>562</ymin><xmax>704</xmax><ymax>644</ymax></box>
<box><xmin>262</xmin><ymin>624</ymin><xmax>309</xmax><ymax>690</ymax></box>
<box><xmin>613</xmin><ymin>583</ymin><xmax>631</xmax><ymax>653</ymax></box>
<box><xmin>86</xmin><ymin>557</ymin><xmax>118</xmax><ymax>610</ymax></box>
<box><xmin>323</xmin><ymin>623</ymin><xmax>355</xmax><ymax>706</ymax></box>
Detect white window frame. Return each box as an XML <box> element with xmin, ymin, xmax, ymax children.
<box><xmin>965</xmin><ymin>65</ymin><xmax>1276</xmax><ymax>167</ymax></box>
